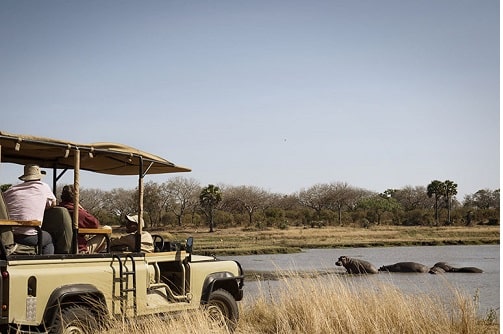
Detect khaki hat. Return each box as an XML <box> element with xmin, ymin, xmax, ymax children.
<box><xmin>19</xmin><ymin>164</ymin><xmax>46</xmax><ymax>181</ymax></box>
<box><xmin>126</xmin><ymin>214</ymin><xmax>145</xmax><ymax>228</ymax></box>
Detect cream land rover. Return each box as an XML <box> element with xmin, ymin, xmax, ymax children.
<box><xmin>0</xmin><ymin>131</ymin><xmax>244</xmax><ymax>334</ymax></box>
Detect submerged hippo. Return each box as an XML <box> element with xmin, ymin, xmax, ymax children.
<box><xmin>453</xmin><ymin>267</ymin><xmax>484</xmax><ymax>273</ymax></box>
<box><xmin>428</xmin><ymin>266</ymin><xmax>446</xmax><ymax>274</ymax></box>
<box><xmin>378</xmin><ymin>262</ymin><xmax>430</xmax><ymax>273</ymax></box>
<box><xmin>429</xmin><ymin>262</ymin><xmax>483</xmax><ymax>274</ymax></box>
<box><xmin>335</xmin><ymin>256</ymin><xmax>378</xmax><ymax>274</ymax></box>
<box><xmin>431</xmin><ymin>262</ymin><xmax>453</xmax><ymax>272</ymax></box>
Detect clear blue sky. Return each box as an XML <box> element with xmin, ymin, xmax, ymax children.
<box><xmin>0</xmin><ymin>0</ymin><xmax>500</xmax><ymax>200</ymax></box>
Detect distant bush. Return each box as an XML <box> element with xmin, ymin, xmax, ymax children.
<box><xmin>401</xmin><ymin>209</ymin><xmax>434</xmax><ymax>226</ymax></box>
<box><xmin>487</xmin><ymin>218</ymin><xmax>499</xmax><ymax>225</ymax></box>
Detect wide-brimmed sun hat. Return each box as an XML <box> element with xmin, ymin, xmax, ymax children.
<box><xmin>19</xmin><ymin>164</ymin><xmax>46</xmax><ymax>181</ymax></box>
<box><xmin>126</xmin><ymin>214</ymin><xmax>145</xmax><ymax>228</ymax></box>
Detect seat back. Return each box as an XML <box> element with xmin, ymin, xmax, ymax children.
<box><xmin>42</xmin><ymin>207</ymin><xmax>73</xmax><ymax>254</ymax></box>
<box><xmin>0</xmin><ymin>193</ymin><xmax>15</xmax><ymax>248</ymax></box>
<box><xmin>0</xmin><ymin>193</ymin><xmax>9</xmax><ymax>220</ymax></box>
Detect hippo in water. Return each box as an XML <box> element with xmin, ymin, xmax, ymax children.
<box><xmin>431</xmin><ymin>262</ymin><xmax>453</xmax><ymax>272</ymax></box>
<box><xmin>335</xmin><ymin>256</ymin><xmax>378</xmax><ymax>274</ymax></box>
<box><xmin>429</xmin><ymin>262</ymin><xmax>483</xmax><ymax>274</ymax></box>
<box><xmin>428</xmin><ymin>266</ymin><xmax>446</xmax><ymax>274</ymax></box>
<box><xmin>378</xmin><ymin>262</ymin><xmax>430</xmax><ymax>273</ymax></box>
<box><xmin>453</xmin><ymin>267</ymin><xmax>484</xmax><ymax>273</ymax></box>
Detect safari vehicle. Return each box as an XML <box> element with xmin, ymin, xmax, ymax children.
<box><xmin>0</xmin><ymin>131</ymin><xmax>244</xmax><ymax>333</ymax></box>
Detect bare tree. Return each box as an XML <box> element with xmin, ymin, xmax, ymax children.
<box><xmin>393</xmin><ymin>185</ymin><xmax>434</xmax><ymax>211</ymax></box>
<box><xmin>79</xmin><ymin>188</ymin><xmax>106</xmax><ymax>212</ymax></box>
<box><xmin>325</xmin><ymin>182</ymin><xmax>362</xmax><ymax>226</ymax></box>
<box><xmin>78</xmin><ymin>187</ymin><xmax>110</xmax><ymax>223</ymax></box>
<box><xmin>270</xmin><ymin>193</ymin><xmax>302</xmax><ymax>211</ymax></box>
<box><xmin>142</xmin><ymin>181</ymin><xmax>166</xmax><ymax>228</ymax></box>
<box><xmin>102</xmin><ymin>188</ymin><xmax>136</xmax><ymax>225</ymax></box>
<box><xmin>297</xmin><ymin>183</ymin><xmax>333</xmax><ymax>223</ymax></box>
<box><xmin>464</xmin><ymin>189</ymin><xmax>500</xmax><ymax>209</ymax></box>
<box><xmin>223</xmin><ymin>185</ymin><xmax>270</xmax><ymax>225</ymax></box>
<box><xmin>164</xmin><ymin>177</ymin><xmax>201</xmax><ymax>226</ymax></box>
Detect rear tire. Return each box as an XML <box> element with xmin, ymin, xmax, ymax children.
<box><xmin>50</xmin><ymin>305</ymin><xmax>98</xmax><ymax>334</ymax></box>
<box><xmin>206</xmin><ymin>289</ymin><xmax>239</xmax><ymax>332</ymax></box>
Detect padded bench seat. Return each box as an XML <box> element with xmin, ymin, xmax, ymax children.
<box><xmin>0</xmin><ymin>219</ymin><xmax>43</xmax><ymax>255</ymax></box>
<box><xmin>79</xmin><ymin>227</ymin><xmax>112</xmax><ymax>252</ymax></box>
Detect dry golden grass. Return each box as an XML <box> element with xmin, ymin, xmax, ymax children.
<box><xmin>102</xmin><ymin>312</ymin><xmax>229</xmax><ymax>334</ymax></box>
<box><xmin>101</xmin><ymin>272</ymin><xmax>498</xmax><ymax>334</ymax></box>
<box><xmin>158</xmin><ymin>225</ymin><xmax>500</xmax><ymax>255</ymax></box>
<box><xmin>237</xmin><ymin>273</ymin><xmax>499</xmax><ymax>334</ymax></box>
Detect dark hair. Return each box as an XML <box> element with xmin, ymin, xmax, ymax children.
<box><xmin>61</xmin><ymin>184</ymin><xmax>75</xmax><ymax>202</ymax></box>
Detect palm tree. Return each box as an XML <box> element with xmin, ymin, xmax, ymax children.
<box><xmin>199</xmin><ymin>184</ymin><xmax>222</xmax><ymax>232</ymax></box>
<box><xmin>443</xmin><ymin>180</ymin><xmax>458</xmax><ymax>224</ymax></box>
<box><xmin>427</xmin><ymin>180</ymin><xmax>444</xmax><ymax>225</ymax></box>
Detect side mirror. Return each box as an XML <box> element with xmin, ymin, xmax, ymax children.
<box><xmin>185</xmin><ymin>237</ymin><xmax>193</xmax><ymax>253</ymax></box>
<box><xmin>185</xmin><ymin>237</ymin><xmax>193</xmax><ymax>261</ymax></box>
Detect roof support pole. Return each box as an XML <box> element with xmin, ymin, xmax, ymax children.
<box><xmin>72</xmin><ymin>148</ymin><xmax>80</xmax><ymax>253</ymax></box>
<box><xmin>136</xmin><ymin>156</ymin><xmax>144</xmax><ymax>252</ymax></box>
<box><xmin>51</xmin><ymin>169</ymin><xmax>57</xmax><ymax>195</ymax></box>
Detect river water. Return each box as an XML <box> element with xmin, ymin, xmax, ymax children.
<box><xmin>221</xmin><ymin>245</ymin><xmax>499</xmax><ymax>318</ymax></box>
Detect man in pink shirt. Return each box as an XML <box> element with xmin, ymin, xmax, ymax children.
<box><xmin>3</xmin><ymin>165</ymin><xmax>56</xmax><ymax>254</ymax></box>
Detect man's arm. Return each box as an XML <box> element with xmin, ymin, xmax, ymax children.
<box><xmin>46</xmin><ymin>199</ymin><xmax>56</xmax><ymax>209</ymax></box>
<box><xmin>43</xmin><ymin>183</ymin><xmax>57</xmax><ymax>209</ymax></box>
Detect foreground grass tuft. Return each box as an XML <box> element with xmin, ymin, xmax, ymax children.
<box><xmin>102</xmin><ymin>272</ymin><xmax>498</xmax><ymax>334</ymax></box>
<box><xmin>237</xmin><ymin>273</ymin><xmax>498</xmax><ymax>333</ymax></box>
<box><xmin>103</xmin><ymin>311</ymin><xmax>231</xmax><ymax>334</ymax></box>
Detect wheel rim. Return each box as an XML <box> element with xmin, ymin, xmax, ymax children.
<box><xmin>207</xmin><ymin>303</ymin><xmax>228</xmax><ymax>327</ymax></box>
<box><xmin>64</xmin><ymin>325</ymin><xmax>86</xmax><ymax>334</ymax></box>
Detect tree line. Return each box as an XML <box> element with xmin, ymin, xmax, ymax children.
<box><xmin>1</xmin><ymin>178</ymin><xmax>499</xmax><ymax>231</ymax></box>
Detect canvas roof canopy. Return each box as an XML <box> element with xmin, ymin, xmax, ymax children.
<box><xmin>0</xmin><ymin>130</ymin><xmax>190</xmax><ymax>253</ymax></box>
<box><xmin>0</xmin><ymin>131</ymin><xmax>191</xmax><ymax>175</ymax></box>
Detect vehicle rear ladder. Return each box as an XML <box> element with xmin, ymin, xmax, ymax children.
<box><xmin>112</xmin><ymin>254</ymin><xmax>137</xmax><ymax>317</ymax></box>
